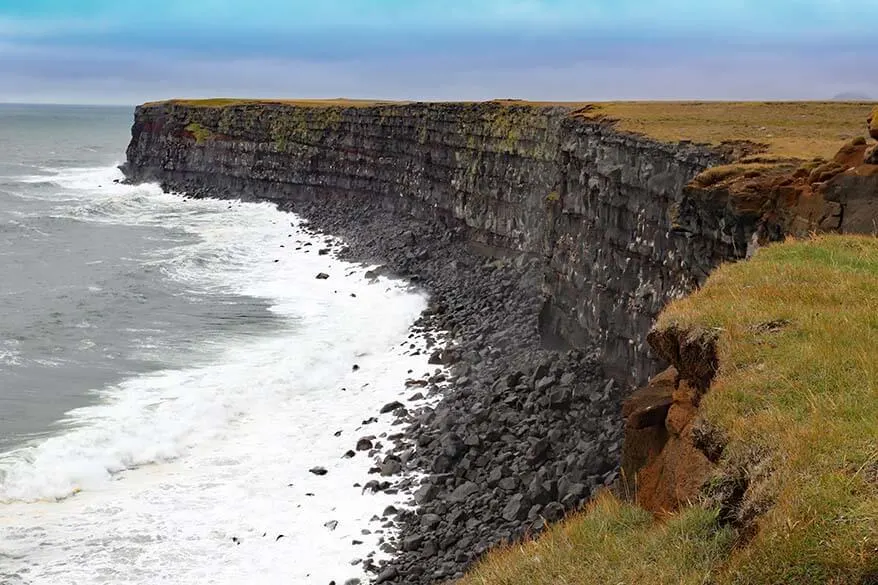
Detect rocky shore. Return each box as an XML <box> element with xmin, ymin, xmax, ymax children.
<box><xmin>123</xmin><ymin>99</ymin><xmax>878</xmax><ymax>585</ymax></box>
<box><xmin>173</xmin><ymin>182</ymin><xmax>625</xmax><ymax>584</ymax></box>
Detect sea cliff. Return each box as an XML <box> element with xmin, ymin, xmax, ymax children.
<box><xmin>124</xmin><ymin>100</ymin><xmax>756</xmax><ymax>386</ymax></box>
<box><xmin>124</xmin><ymin>100</ymin><xmax>877</xmax><ymax>386</ymax></box>
<box><xmin>123</xmin><ymin>99</ymin><xmax>878</xmax><ymax>584</ymax></box>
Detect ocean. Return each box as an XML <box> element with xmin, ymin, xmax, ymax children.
<box><xmin>0</xmin><ymin>104</ymin><xmax>430</xmax><ymax>584</ymax></box>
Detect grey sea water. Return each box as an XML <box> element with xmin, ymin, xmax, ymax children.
<box><xmin>0</xmin><ymin>104</ymin><xmax>430</xmax><ymax>585</ymax></box>
<box><xmin>0</xmin><ymin>104</ymin><xmax>279</xmax><ymax>452</ymax></box>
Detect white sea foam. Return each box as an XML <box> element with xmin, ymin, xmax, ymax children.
<box><xmin>0</xmin><ymin>340</ymin><xmax>21</xmax><ymax>366</ymax></box>
<box><xmin>0</xmin><ymin>166</ymin><xmax>438</xmax><ymax>584</ymax></box>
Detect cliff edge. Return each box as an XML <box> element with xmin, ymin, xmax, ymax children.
<box><xmin>462</xmin><ymin>235</ymin><xmax>878</xmax><ymax>585</ymax></box>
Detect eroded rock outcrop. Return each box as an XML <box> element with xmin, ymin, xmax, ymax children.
<box><xmin>620</xmin><ymin>326</ymin><xmax>720</xmax><ymax>514</ymax></box>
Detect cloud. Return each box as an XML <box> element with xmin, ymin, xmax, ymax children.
<box><xmin>0</xmin><ymin>0</ymin><xmax>876</xmax><ymax>103</ymax></box>
<box><xmin>1</xmin><ymin>36</ymin><xmax>875</xmax><ymax>105</ymax></box>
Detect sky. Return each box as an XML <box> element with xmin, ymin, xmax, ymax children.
<box><xmin>0</xmin><ymin>0</ymin><xmax>876</xmax><ymax>104</ymax></box>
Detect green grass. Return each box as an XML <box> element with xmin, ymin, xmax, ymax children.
<box><xmin>659</xmin><ymin>235</ymin><xmax>878</xmax><ymax>584</ymax></box>
<box><xmin>184</xmin><ymin>122</ymin><xmax>213</xmax><ymax>143</ymax></box>
<box><xmin>460</xmin><ymin>491</ymin><xmax>735</xmax><ymax>585</ymax></box>
<box><xmin>461</xmin><ymin>235</ymin><xmax>878</xmax><ymax>585</ymax></box>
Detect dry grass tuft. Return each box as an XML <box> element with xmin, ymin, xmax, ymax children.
<box><xmin>583</xmin><ymin>102</ymin><xmax>875</xmax><ymax>160</ymax></box>
<box><xmin>690</xmin><ymin>162</ymin><xmax>782</xmax><ymax>188</ymax></box>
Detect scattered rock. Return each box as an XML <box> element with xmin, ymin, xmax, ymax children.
<box><xmin>502</xmin><ymin>494</ymin><xmax>531</xmax><ymax>522</ymax></box>
<box><xmin>145</xmin><ymin>169</ymin><xmax>624</xmax><ymax>585</ymax></box>
<box><xmin>449</xmin><ymin>481</ymin><xmax>479</xmax><ymax>503</ymax></box>
<box><xmin>309</xmin><ymin>467</ymin><xmax>328</xmax><ymax>476</ymax></box>
<box><xmin>316</xmin><ymin>272</ymin><xmax>330</xmax><ymax>280</ymax></box>
<box><xmin>375</xmin><ymin>567</ymin><xmax>398</xmax><ymax>584</ymax></box>
<box><xmin>380</xmin><ymin>401</ymin><xmax>404</xmax><ymax>414</ymax></box>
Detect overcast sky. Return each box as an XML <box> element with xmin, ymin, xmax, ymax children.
<box><xmin>0</xmin><ymin>0</ymin><xmax>876</xmax><ymax>104</ymax></box>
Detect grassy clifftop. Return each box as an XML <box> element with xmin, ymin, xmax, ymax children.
<box><xmin>583</xmin><ymin>101</ymin><xmax>873</xmax><ymax>160</ymax></box>
<box><xmin>460</xmin><ymin>235</ymin><xmax>878</xmax><ymax>585</ymax></box>
<box><xmin>145</xmin><ymin>99</ymin><xmax>874</xmax><ymax>161</ymax></box>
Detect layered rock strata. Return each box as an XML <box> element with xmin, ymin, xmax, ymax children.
<box><xmin>124</xmin><ymin>101</ymin><xmax>748</xmax><ymax>387</ymax></box>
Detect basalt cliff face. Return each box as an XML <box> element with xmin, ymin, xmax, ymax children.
<box><xmin>124</xmin><ymin>101</ymin><xmax>761</xmax><ymax>386</ymax></box>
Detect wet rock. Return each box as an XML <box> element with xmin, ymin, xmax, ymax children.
<box><xmin>403</xmin><ymin>535</ymin><xmax>424</xmax><ymax>551</ymax></box>
<box><xmin>380</xmin><ymin>401</ymin><xmax>404</xmax><ymax>414</ymax></box>
<box><xmin>362</xmin><ymin>480</ymin><xmax>391</xmax><ymax>494</ymax></box>
<box><xmin>374</xmin><ymin>567</ymin><xmax>398</xmax><ymax>584</ymax></box>
<box><xmin>414</xmin><ymin>484</ymin><xmax>437</xmax><ymax>504</ymax></box>
<box><xmin>380</xmin><ymin>460</ymin><xmax>402</xmax><ymax>476</ymax></box>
